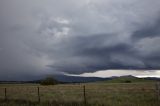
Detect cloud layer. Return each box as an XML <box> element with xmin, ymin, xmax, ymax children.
<box><xmin>0</xmin><ymin>0</ymin><xmax>160</xmax><ymax>80</ymax></box>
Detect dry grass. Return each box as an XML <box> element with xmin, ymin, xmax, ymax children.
<box><xmin>0</xmin><ymin>82</ymin><xmax>159</xmax><ymax>106</ymax></box>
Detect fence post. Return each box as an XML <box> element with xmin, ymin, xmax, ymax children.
<box><xmin>37</xmin><ymin>87</ymin><xmax>40</xmax><ymax>103</ymax></box>
<box><xmin>155</xmin><ymin>82</ymin><xmax>160</xmax><ymax>100</ymax></box>
<box><xmin>4</xmin><ymin>88</ymin><xmax>7</xmax><ymax>101</ymax></box>
<box><xmin>158</xmin><ymin>82</ymin><xmax>160</xmax><ymax>99</ymax></box>
<box><xmin>83</xmin><ymin>85</ymin><xmax>87</xmax><ymax>105</ymax></box>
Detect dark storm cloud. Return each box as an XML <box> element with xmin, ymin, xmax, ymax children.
<box><xmin>0</xmin><ymin>0</ymin><xmax>160</xmax><ymax>80</ymax></box>
<box><xmin>132</xmin><ymin>18</ymin><xmax>160</xmax><ymax>40</ymax></box>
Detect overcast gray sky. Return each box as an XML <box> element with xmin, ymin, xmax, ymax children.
<box><xmin>0</xmin><ymin>0</ymin><xmax>160</xmax><ymax>80</ymax></box>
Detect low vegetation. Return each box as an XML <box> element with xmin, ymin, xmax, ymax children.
<box><xmin>40</xmin><ymin>77</ymin><xmax>59</xmax><ymax>85</ymax></box>
<box><xmin>102</xmin><ymin>76</ymin><xmax>154</xmax><ymax>83</ymax></box>
<box><xmin>0</xmin><ymin>81</ymin><xmax>160</xmax><ymax>106</ymax></box>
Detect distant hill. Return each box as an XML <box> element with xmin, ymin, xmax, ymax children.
<box><xmin>53</xmin><ymin>75</ymin><xmax>110</xmax><ymax>83</ymax></box>
<box><xmin>0</xmin><ymin>75</ymin><xmax>159</xmax><ymax>84</ymax></box>
<box><xmin>0</xmin><ymin>75</ymin><xmax>108</xmax><ymax>84</ymax></box>
<box><xmin>53</xmin><ymin>75</ymin><xmax>159</xmax><ymax>83</ymax></box>
<box><xmin>102</xmin><ymin>75</ymin><xmax>156</xmax><ymax>83</ymax></box>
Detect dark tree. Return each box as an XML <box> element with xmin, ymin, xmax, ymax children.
<box><xmin>124</xmin><ymin>80</ymin><xmax>132</xmax><ymax>83</ymax></box>
<box><xmin>40</xmin><ymin>77</ymin><xmax>58</xmax><ymax>85</ymax></box>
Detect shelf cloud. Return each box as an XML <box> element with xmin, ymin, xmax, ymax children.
<box><xmin>0</xmin><ymin>0</ymin><xmax>160</xmax><ymax>80</ymax></box>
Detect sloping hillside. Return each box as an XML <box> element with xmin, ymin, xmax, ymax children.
<box><xmin>103</xmin><ymin>75</ymin><xmax>154</xmax><ymax>83</ymax></box>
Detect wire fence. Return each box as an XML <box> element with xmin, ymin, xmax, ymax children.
<box><xmin>0</xmin><ymin>82</ymin><xmax>160</xmax><ymax>105</ymax></box>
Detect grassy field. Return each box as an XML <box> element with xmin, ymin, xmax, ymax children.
<box><xmin>0</xmin><ymin>82</ymin><xmax>160</xmax><ymax>106</ymax></box>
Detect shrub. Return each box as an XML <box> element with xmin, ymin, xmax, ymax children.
<box><xmin>40</xmin><ymin>77</ymin><xmax>58</xmax><ymax>85</ymax></box>
<box><xmin>124</xmin><ymin>80</ymin><xmax>131</xmax><ymax>83</ymax></box>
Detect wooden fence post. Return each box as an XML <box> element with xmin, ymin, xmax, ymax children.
<box><xmin>158</xmin><ymin>82</ymin><xmax>160</xmax><ymax>99</ymax></box>
<box><xmin>155</xmin><ymin>82</ymin><xmax>160</xmax><ymax>100</ymax></box>
<box><xmin>83</xmin><ymin>85</ymin><xmax>87</xmax><ymax>105</ymax></box>
<box><xmin>159</xmin><ymin>82</ymin><xmax>160</xmax><ymax>96</ymax></box>
<box><xmin>37</xmin><ymin>87</ymin><xmax>40</xmax><ymax>103</ymax></box>
<box><xmin>4</xmin><ymin>88</ymin><xmax>7</xmax><ymax>101</ymax></box>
